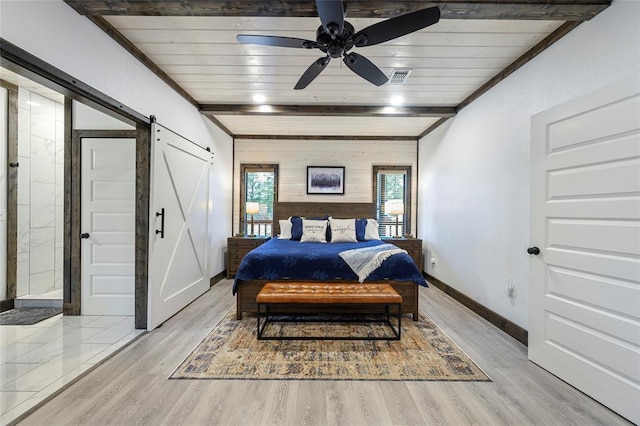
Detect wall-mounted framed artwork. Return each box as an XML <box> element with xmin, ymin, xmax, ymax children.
<box><xmin>307</xmin><ymin>166</ymin><xmax>345</xmax><ymax>195</ymax></box>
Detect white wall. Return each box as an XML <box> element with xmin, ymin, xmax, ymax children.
<box><xmin>234</xmin><ymin>138</ymin><xmax>418</xmax><ymax>236</ymax></box>
<box><xmin>73</xmin><ymin>101</ymin><xmax>135</xmax><ymax>130</ymax></box>
<box><xmin>0</xmin><ymin>0</ymin><xmax>234</xmax><ymax>277</ymax></box>
<box><xmin>207</xmin><ymin>121</ymin><xmax>234</xmax><ymax>271</ymax></box>
<box><xmin>418</xmin><ymin>0</ymin><xmax>640</xmax><ymax>329</ymax></box>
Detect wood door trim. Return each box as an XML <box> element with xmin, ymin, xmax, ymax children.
<box><xmin>69</xmin><ymin>128</ymin><xmax>148</xmax><ymax>330</ymax></box>
<box><xmin>0</xmin><ymin>80</ymin><xmax>18</xmax><ymax>306</ymax></box>
<box><xmin>135</xmin><ymin>123</ymin><xmax>150</xmax><ymax>329</ymax></box>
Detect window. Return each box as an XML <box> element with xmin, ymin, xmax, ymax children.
<box><xmin>240</xmin><ymin>164</ymin><xmax>278</xmax><ymax>236</ymax></box>
<box><xmin>373</xmin><ymin>166</ymin><xmax>411</xmax><ymax>237</ymax></box>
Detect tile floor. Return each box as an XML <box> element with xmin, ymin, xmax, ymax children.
<box><xmin>0</xmin><ymin>312</ymin><xmax>145</xmax><ymax>424</ymax></box>
<box><xmin>14</xmin><ymin>290</ymin><xmax>63</xmax><ymax>308</ymax></box>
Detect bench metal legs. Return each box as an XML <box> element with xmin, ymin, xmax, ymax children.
<box><xmin>256</xmin><ymin>303</ymin><xmax>402</xmax><ymax>341</ymax></box>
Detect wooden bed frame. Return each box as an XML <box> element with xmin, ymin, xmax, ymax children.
<box><xmin>235</xmin><ymin>202</ymin><xmax>419</xmax><ymax>321</ymax></box>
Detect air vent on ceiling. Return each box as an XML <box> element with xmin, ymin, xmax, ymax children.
<box><xmin>388</xmin><ymin>69</ymin><xmax>412</xmax><ymax>84</ymax></box>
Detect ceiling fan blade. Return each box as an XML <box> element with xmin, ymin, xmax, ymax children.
<box><xmin>350</xmin><ymin>6</ymin><xmax>440</xmax><ymax>47</ymax></box>
<box><xmin>295</xmin><ymin>56</ymin><xmax>331</xmax><ymax>90</ymax></box>
<box><xmin>316</xmin><ymin>0</ymin><xmax>344</xmax><ymax>38</ymax></box>
<box><xmin>237</xmin><ymin>34</ymin><xmax>316</xmax><ymax>49</ymax></box>
<box><xmin>343</xmin><ymin>52</ymin><xmax>388</xmax><ymax>86</ymax></box>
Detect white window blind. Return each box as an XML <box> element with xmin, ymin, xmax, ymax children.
<box><xmin>376</xmin><ymin>169</ymin><xmax>407</xmax><ymax>237</ymax></box>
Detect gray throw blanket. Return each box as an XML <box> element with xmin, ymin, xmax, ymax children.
<box><xmin>339</xmin><ymin>243</ymin><xmax>407</xmax><ymax>283</ymax></box>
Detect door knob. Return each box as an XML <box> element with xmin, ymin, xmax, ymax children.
<box><xmin>80</xmin><ymin>233</ymin><xmax>90</xmax><ymax>239</ymax></box>
<box><xmin>527</xmin><ymin>246</ymin><xmax>540</xmax><ymax>255</ymax></box>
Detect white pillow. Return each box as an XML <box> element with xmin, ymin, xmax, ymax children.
<box><xmin>329</xmin><ymin>217</ymin><xmax>357</xmax><ymax>243</ymax></box>
<box><xmin>278</xmin><ymin>218</ymin><xmax>292</xmax><ymax>239</ymax></box>
<box><xmin>300</xmin><ymin>219</ymin><xmax>328</xmax><ymax>243</ymax></box>
<box><xmin>364</xmin><ymin>219</ymin><xmax>381</xmax><ymax>240</ymax></box>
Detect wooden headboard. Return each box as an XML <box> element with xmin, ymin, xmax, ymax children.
<box><xmin>273</xmin><ymin>202</ymin><xmax>375</xmax><ymax>235</ymax></box>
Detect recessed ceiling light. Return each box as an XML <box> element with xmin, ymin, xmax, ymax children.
<box><xmin>253</xmin><ymin>94</ymin><xmax>266</xmax><ymax>103</ymax></box>
<box><xmin>390</xmin><ymin>96</ymin><xmax>403</xmax><ymax>106</ymax></box>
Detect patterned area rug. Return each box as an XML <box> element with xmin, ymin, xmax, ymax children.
<box><xmin>0</xmin><ymin>307</ymin><xmax>62</xmax><ymax>325</ymax></box>
<box><xmin>170</xmin><ymin>309</ymin><xmax>490</xmax><ymax>381</ymax></box>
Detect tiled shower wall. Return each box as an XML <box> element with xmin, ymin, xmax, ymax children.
<box><xmin>17</xmin><ymin>88</ymin><xmax>64</xmax><ymax>297</ymax></box>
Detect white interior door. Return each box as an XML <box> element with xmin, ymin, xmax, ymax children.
<box><xmin>81</xmin><ymin>137</ymin><xmax>136</xmax><ymax>316</ymax></box>
<box><xmin>529</xmin><ymin>75</ymin><xmax>640</xmax><ymax>424</ymax></box>
<box><xmin>147</xmin><ymin>123</ymin><xmax>210</xmax><ymax>330</ymax></box>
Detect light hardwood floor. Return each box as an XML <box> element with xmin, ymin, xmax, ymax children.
<box><xmin>15</xmin><ymin>279</ymin><xmax>630</xmax><ymax>425</ymax></box>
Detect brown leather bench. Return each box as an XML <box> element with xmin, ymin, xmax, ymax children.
<box><xmin>256</xmin><ymin>282</ymin><xmax>403</xmax><ymax>340</ymax></box>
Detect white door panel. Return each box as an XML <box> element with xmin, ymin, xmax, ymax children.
<box><xmin>545</xmin><ymin>296</ymin><xmax>639</xmax><ymax>348</ymax></box>
<box><xmin>147</xmin><ymin>123</ymin><xmax>211</xmax><ymax>330</ymax></box>
<box><xmin>545</xmin><ymin>311</ymin><xmax>636</xmax><ymax>382</ymax></box>
<box><xmin>81</xmin><ymin>137</ymin><xmax>136</xmax><ymax>316</ymax></box>
<box><xmin>547</xmin><ymin>94</ymin><xmax>640</xmax><ymax>151</ymax></box>
<box><xmin>529</xmin><ymin>75</ymin><xmax>640</xmax><ymax>424</ymax></box>
<box><xmin>545</xmin><ymin>248</ymin><xmax>639</xmax><ymax>283</ymax></box>
<box><xmin>546</xmin><ymin>132</ymin><xmax>640</xmax><ymax>171</ymax></box>
<box><xmin>548</xmin><ymin>159</ymin><xmax>639</xmax><ymax>197</ymax></box>
<box><xmin>547</xmin><ymin>266</ymin><xmax>639</xmax><ymax>321</ymax></box>
<box><xmin>547</xmin><ymin>219</ymin><xmax>639</xmax><ymax>254</ymax></box>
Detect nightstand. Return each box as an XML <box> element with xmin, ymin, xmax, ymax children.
<box><xmin>383</xmin><ymin>237</ymin><xmax>423</xmax><ymax>271</ymax></box>
<box><xmin>227</xmin><ymin>236</ymin><xmax>269</xmax><ymax>278</ymax></box>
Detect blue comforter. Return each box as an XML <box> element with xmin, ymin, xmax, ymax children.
<box><xmin>232</xmin><ymin>238</ymin><xmax>427</xmax><ymax>294</ymax></box>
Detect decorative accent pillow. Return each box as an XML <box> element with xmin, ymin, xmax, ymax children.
<box><xmin>364</xmin><ymin>218</ymin><xmax>381</xmax><ymax>240</ymax></box>
<box><xmin>278</xmin><ymin>218</ymin><xmax>292</xmax><ymax>239</ymax></box>
<box><xmin>291</xmin><ymin>216</ymin><xmax>303</xmax><ymax>240</ymax></box>
<box><xmin>355</xmin><ymin>218</ymin><xmax>368</xmax><ymax>241</ymax></box>
<box><xmin>300</xmin><ymin>219</ymin><xmax>328</xmax><ymax>243</ymax></box>
<box><xmin>308</xmin><ymin>216</ymin><xmax>330</xmax><ymax>241</ymax></box>
<box><xmin>329</xmin><ymin>218</ymin><xmax>357</xmax><ymax>243</ymax></box>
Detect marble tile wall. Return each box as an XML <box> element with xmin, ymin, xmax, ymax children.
<box><xmin>16</xmin><ymin>89</ymin><xmax>64</xmax><ymax>297</ymax></box>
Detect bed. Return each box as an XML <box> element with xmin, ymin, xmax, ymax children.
<box><xmin>232</xmin><ymin>202</ymin><xmax>427</xmax><ymax>320</ymax></box>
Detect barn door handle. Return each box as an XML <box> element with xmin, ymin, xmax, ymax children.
<box><xmin>527</xmin><ymin>247</ymin><xmax>540</xmax><ymax>255</ymax></box>
<box><xmin>80</xmin><ymin>233</ymin><xmax>90</xmax><ymax>239</ymax></box>
<box><xmin>155</xmin><ymin>208</ymin><xmax>165</xmax><ymax>238</ymax></box>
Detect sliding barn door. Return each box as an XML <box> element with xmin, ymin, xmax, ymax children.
<box><xmin>529</xmin><ymin>75</ymin><xmax>640</xmax><ymax>424</ymax></box>
<box><xmin>147</xmin><ymin>123</ymin><xmax>211</xmax><ymax>330</ymax></box>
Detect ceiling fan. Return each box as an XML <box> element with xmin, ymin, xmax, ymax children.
<box><xmin>236</xmin><ymin>1</ymin><xmax>440</xmax><ymax>90</ymax></box>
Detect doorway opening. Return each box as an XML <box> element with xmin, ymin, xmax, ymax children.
<box><xmin>1</xmin><ymin>68</ymin><xmax>138</xmax><ymax>315</ymax></box>
<box><xmin>2</xmin><ymin>70</ymin><xmax>66</xmax><ymax>309</ymax></box>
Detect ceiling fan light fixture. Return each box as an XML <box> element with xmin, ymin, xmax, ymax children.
<box><xmin>236</xmin><ymin>3</ymin><xmax>439</xmax><ymax>89</ymax></box>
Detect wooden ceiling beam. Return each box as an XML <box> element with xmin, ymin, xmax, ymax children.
<box><xmin>199</xmin><ymin>104</ymin><xmax>456</xmax><ymax>118</ymax></box>
<box><xmin>63</xmin><ymin>0</ymin><xmax>610</xmax><ymax>21</ymax></box>
<box><xmin>416</xmin><ymin>20</ymin><xmax>582</xmax><ymax>139</ymax></box>
<box><xmin>456</xmin><ymin>20</ymin><xmax>582</xmax><ymax>112</ymax></box>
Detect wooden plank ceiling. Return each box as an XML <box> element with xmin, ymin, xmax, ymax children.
<box><xmin>64</xmin><ymin>1</ymin><xmax>610</xmax><ymax>138</ymax></box>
